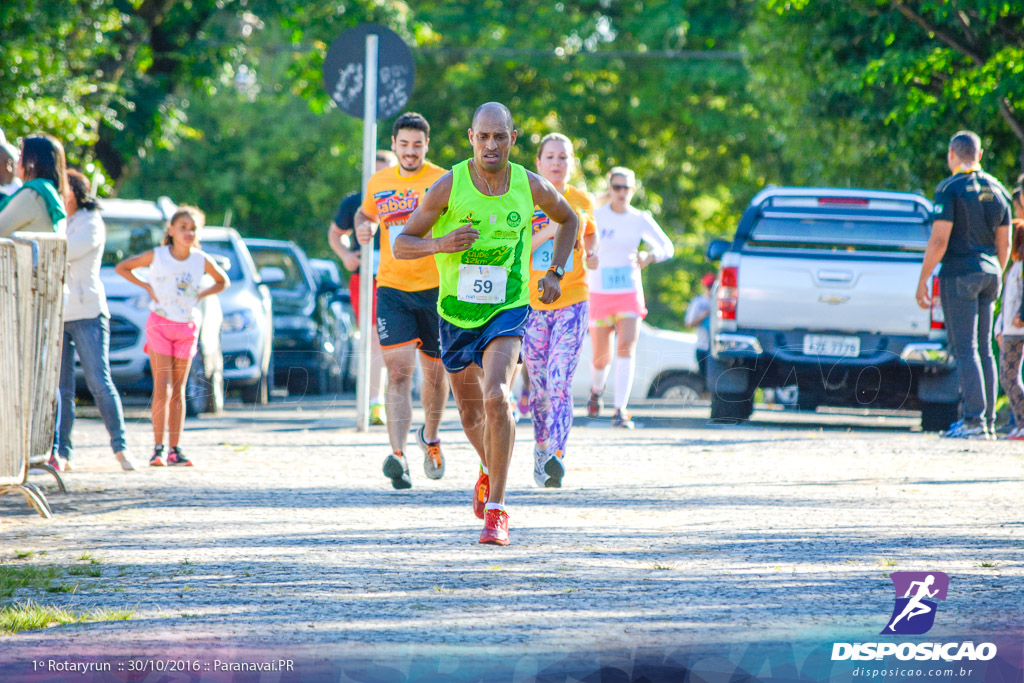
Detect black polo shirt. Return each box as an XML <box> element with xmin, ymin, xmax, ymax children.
<box><xmin>332</xmin><ymin>191</ymin><xmax>380</xmax><ymax>276</ymax></box>
<box><xmin>932</xmin><ymin>169</ymin><xmax>1010</xmax><ymax>277</ymax></box>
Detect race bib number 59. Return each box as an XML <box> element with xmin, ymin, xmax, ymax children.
<box><xmin>457</xmin><ymin>265</ymin><xmax>507</xmax><ymax>304</ymax></box>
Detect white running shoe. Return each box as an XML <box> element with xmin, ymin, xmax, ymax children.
<box><xmin>533</xmin><ymin>446</ymin><xmax>549</xmax><ymax>487</ymax></box>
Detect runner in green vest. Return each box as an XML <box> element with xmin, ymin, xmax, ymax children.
<box><xmin>394</xmin><ymin>102</ymin><xmax>579</xmax><ymax>545</ymax></box>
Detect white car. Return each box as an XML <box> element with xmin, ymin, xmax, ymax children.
<box><xmin>569</xmin><ymin>322</ymin><xmax>704</xmax><ymax>404</ymax></box>
<box><xmin>705</xmin><ymin>187</ymin><xmax>955</xmax><ymax>429</ymax></box>
<box><xmin>200</xmin><ymin>227</ymin><xmax>275</xmax><ymax>404</ymax></box>
<box><xmin>84</xmin><ymin>198</ymin><xmax>224</xmax><ymax>416</ymax></box>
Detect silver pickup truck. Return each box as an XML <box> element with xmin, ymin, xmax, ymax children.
<box><xmin>705</xmin><ymin>187</ymin><xmax>957</xmax><ymax>431</ymax></box>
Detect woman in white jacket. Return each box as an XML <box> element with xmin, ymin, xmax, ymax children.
<box><xmin>53</xmin><ymin>170</ymin><xmax>135</xmax><ymax>471</ymax></box>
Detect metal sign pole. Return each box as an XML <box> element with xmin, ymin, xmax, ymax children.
<box><xmin>356</xmin><ymin>34</ymin><xmax>379</xmax><ymax>433</ymax></box>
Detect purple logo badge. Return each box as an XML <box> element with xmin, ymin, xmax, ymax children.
<box><xmin>881</xmin><ymin>572</ymin><xmax>949</xmax><ymax>635</ymax></box>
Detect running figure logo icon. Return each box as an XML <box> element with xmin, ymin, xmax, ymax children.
<box><xmin>881</xmin><ymin>572</ymin><xmax>949</xmax><ymax>635</ymax></box>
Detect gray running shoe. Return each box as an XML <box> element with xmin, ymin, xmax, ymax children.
<box><xmin>416</xmin><ymin>426</ymin><xmax>445</xmax><ymax>480</ymax></box>
<box><xmin>383</xmin><ymin>452</ymin><xmax>412</xmax><ymax>489</ymax></box>
<box><xmin>533</xmin><ymin>446</ymin><xmax>549</xmax><ymax>487</ymax></box>
<box><xmin>587</xmin><ymin>391</ymin><xmax>603</xmax><ymax>418</ymax></box>
<box><xmin>941</xmin><ymin>419</ymin><xmax>986</xmax><ymax>439</ymax></box>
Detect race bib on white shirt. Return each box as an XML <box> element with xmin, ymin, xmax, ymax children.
<box><xmin>601</xmin><ymin>265</ymin><xmax>633</xmax><ymax>291</ymax></box>
<box><xmin>531</xmin><ymin>240</ymin><xmax>574</xmax><ymax>273</ymax></box>
<box><xmin>457</xmin><ymin>265</ymin><xmax>507</xmax><ymax>304</ymax></box>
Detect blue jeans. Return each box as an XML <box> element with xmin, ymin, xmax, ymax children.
<box><xmin>56</xmin><ymin>315</ymin><xmax>128</xmax><ymax>458</ymax></box>
<box><xmin>939</xmin><ymin>272</ymin><xmax>1001</xmax><ymax>424</ymax></box>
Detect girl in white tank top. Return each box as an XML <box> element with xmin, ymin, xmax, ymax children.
<box><xmin>115</xmin><ymin>206</ymin><xmax>229</xmax><ymax>467</ymax></box>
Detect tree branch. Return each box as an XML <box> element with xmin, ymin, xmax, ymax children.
<box><xmin>998</xmin><ymin>98</ymin><xmax>1024</xmax><ymax>172</ymax></box>
<box><xmin>891</xmin><ymin>2</ymin><xmax>984</xmax><ymax>65</ymax></box>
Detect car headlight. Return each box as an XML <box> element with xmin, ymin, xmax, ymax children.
<box><xmin>222</xmin><ymin>309</ymin><xmax>256</xmax><ymax>333</ymax></box>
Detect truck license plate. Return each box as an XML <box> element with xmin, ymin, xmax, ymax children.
<box><xmin>803</xmin><ymin>334</ymin><xmax>860</xmax><ymax>357</ymax></box>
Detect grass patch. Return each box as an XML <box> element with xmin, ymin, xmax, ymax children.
<box><xmin>980</xmin><ymin>562</ymin><xmax>998</xmax><ymax>568</ymax></box>
<box><xmin>14</xmin><ymin>550</ymin><xmax>34</xmax><ymax>559</ymax></box>
<box><xmin>652</xmin><ymin>563</ymin><xmax>673</xmax><ymax>571</ymax></box>
<box><xmin>76</xmin><ymin>553</ymin><xmax>99</xmax><ymax>564</ymax></box>
<box><xmin>44</xmin><ymin>584</ymin><xmax>79</xmax><ymax>595</ymax></box>
<box><xmin>880</xmin><ymin>557</ymin><xmax>898</xmax><ymax>568</ymax></box>
<box><xmin>67</xmin><ymin>565</ymin><xmax>102</xmax><ymax>578</ymax></box>
<box><xmin>0</xmin><ymin>601</ymin><xmax>134</xmax><ymax>635</ymax></box>
<box><xmin>0</xmin><ymin>566</ymin><xmax>62</xmax><ymax>599</ymax></box>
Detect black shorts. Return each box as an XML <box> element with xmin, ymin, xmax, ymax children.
<box><xmin>376</xmin><ymin>286</ymin><xmax>442</xmax><ymax>359</ymax></box>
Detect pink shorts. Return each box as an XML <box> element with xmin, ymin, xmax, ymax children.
<box><xmin>144</xmin><ymin>312</ymin><xmax>199</xmax><ymax>360</ymax></box>
<box><xmin>588</xmin><ymin>291</ymin><xmax>647</xmax><ymax>327</ymax></box>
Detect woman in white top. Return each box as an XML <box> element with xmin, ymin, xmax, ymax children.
<box><xmin>115</xmin><ymin>206</ymin><xmax>229</xmax><ymax>466</ymax></box>
<box><xmin>54</xmin><ymin>170</ymin><xmax>135</xmax><ymax>471</ymax></box>
<box><xmin>995</xmin><ymin>188</ymin><xmax>1024</xmax><ymax>439</ymax></box>
<box><xmin>587</xmin><ymin>167</ymin><xmax>674</xmax><ymax>427</ymax></box>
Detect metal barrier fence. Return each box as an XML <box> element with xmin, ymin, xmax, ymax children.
<box><xmin>0</xmin><ymin>234</ymin><xmax>68</xmax><ymax>518</ymax></box>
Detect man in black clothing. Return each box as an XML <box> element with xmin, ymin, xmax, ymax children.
<box><xmin>916</xmin><ymin>130</ymin><xmax>1011</xmax><ymax>439</ymax></box>
<box><xmin>327</xmin><ymin>150</ymin><xmax>396</xmax><ymax>425</ymax></box>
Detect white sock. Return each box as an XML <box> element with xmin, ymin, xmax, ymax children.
<box><xmin>480</xmin><ymin>464</ymin><xmax>489</xmax><ymax>475</ymax></box>
<box><xmin>484</xmin><ymin>502</ymin><xmax>505</xmax><ymax>512</ymax></box>
<box><xmin>614</xmin><ymin>355</ymin><xmax>636</xmax><ymax>410</ymax></box>
<box><xmin>591</xmin><ymin>365</ymin><xmax>610</xmax><ymax>394</ymax></box>
<box><xmin>370</xmin><ymin>395</ymin><xmax>381</xmax><ymax>405</ymax></box>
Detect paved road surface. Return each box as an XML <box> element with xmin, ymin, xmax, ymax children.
<box><xmin>1</xmin><ymin>396</ymin><xmax>1021</xmax><ymax>659</ymax></box>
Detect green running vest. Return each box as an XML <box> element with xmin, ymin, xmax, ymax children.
<box><xmin>433</xmin><ymin>160</ymin><xmax>533</xmax><ymax>328</ymax></box>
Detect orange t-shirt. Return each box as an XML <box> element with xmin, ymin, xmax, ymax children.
<box><xmin>361</xmin><ymin>161</ymin><xmax>447</xmax><ymax>292</ymax></box>
<box><xmin>528</xmin><ymin>185</ymin><xmax>598</xmax><ymax>310</ymax></box>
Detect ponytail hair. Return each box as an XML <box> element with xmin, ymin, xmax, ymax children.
<box><xmin>162</xmin><ymin>205</ymin><xmax>206</xmax><ymax>247</ymax></box>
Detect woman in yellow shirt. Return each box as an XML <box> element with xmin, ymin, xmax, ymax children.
<box><xmin>522</xmin><ymin>133</ymin><xmax>598</xmax><ymax>488</ymax></box>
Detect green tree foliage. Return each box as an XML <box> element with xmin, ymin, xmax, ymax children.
<box><xmin>747</xmin><ymin>0</ymin><xmax>1024</xmax><ymax>191</ymax></box>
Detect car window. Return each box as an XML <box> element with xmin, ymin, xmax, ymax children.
<box><xmin>200</xmin><ymin>240</ymin><xmax>245</xmax><ymax>282</ymax></box>
<box><xmin>748</xmin><ymin>217</ymin><xmax>931</xmax><ymax>252</ymax></box>
<box><xmin>248</xmin><ymin>246</ymin><xmax>310</xmax><ymax>294</ymax></box>
<box><xmin>101</xmin><ymin>219</ymin><xmax>166</xmax><ymax>265</ymax></box>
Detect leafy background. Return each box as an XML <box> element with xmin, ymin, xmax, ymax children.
<box><xmin>2</xmin><ymin>0</ymin><xmax>1021</xmax><ymax>329</ymax></box>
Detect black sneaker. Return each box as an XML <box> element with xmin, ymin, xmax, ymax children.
<box><xmin>166</xmin><ymin>446</ymin><xmax>193</xmax><ymax>467</ymax></box>
<box><xmin>150</xmin><ymin>445</ymin><xmax>166</xmax><ymax>467</ymax></box>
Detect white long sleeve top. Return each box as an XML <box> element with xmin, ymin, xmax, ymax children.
<box><xmin>64</xmin><ymin>208</ymin><xmax>110</xmax><ymax>322</ymax></box>
<box><xmin>588</xmin><ymin>203</ymin><xmax>674</xmax><ymax>294</ymax></box>
<box><xmin>995</xmin><ymin>260</ymin><xmax>1023</xmax><ymax>337</ymax></box>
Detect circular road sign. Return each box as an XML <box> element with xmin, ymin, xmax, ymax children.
<box><xmin>323</xmin><ymin>23</ymin><xmax>415</xmax><ymax>120</ymax></box>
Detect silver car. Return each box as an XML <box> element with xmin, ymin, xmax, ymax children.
<box><xmin>200</xmin><ymin>227</ymin><xmax>274</xmax><ymax>403</ymax></box>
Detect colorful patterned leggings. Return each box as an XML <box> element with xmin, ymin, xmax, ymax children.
<box><xmin>522</xmin><ymin>301</ymin><xmax>589</xmax><ymax>455</ymax></box>
<box><xmin>999</xmin><ymin>337</ymin><xmax>1024</xmax><ymax>424</ymax></box>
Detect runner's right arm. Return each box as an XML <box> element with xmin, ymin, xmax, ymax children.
<box><xmin>354</xmin><ymin>207</ymin><xmax>378</xmax><ymax>246</ymax></box>
<box><xmin>393</xmin><ymin>173</ymin><xmax>481</xmax><ymax>259</ymax></box>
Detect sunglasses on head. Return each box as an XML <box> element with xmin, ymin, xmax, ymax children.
<box><xmin>611</xmin><ymin>184</ymin><xmax>633</xmax><ymax>191</ymax></box>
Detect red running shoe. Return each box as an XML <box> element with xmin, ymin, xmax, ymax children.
<box><xmin>473</xmin><ymin>468</ymin><xmax>489</xmax><ymax>519</ymax></box>
<box><xmin>479</xmin><ymin>508</ymin><xmax>509</xmax><ymax>545</ymax></box>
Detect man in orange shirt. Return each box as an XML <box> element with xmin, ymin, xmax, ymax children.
<box><xmin>355</xmin><ymin>113</ymin><xmax>450</xmax><ymax>488</ymax></box>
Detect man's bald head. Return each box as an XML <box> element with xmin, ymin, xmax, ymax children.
<box><xmin>472</xmin><ymin>102</ymin><xmax>514</xmax><ymax>132</ymax></box>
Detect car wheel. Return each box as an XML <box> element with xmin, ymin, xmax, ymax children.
<box><xmin>649</xmin><ymin>372</ymin><xmax>704</xmax><ymax>404</ymax></box>
<box><xmin>185</xmin><ymin>352</ymin><xmax>208</xmax><ymax>418</ymax></box>
<box><xmin>710</xmin><ymin>392</ymin><xmax>754</xmax><ymax>423</ymax></box>
<box><xmin>240</xmin><ymin>371</ymin><xmax>270</xmax><ymax>404</ymax></box>
<box><xmin>920</xmin><ymin>401</ymin><xmax>958</xmax><ymax>432</ymax></box>
<box><xmin>185</xmin><ymin>351</ymin><xmax>224</xmax><ymax>416</ymax></box>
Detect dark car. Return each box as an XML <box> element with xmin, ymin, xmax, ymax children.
<box><xmin>310</xmin><ymin>258</ymin><xmax>357</xmax><ymax>390</ymax></box>
<box><xmin>243</xmin><ymin>238</ymin><xmax>349</xmax><ymax>395</ymax></box>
